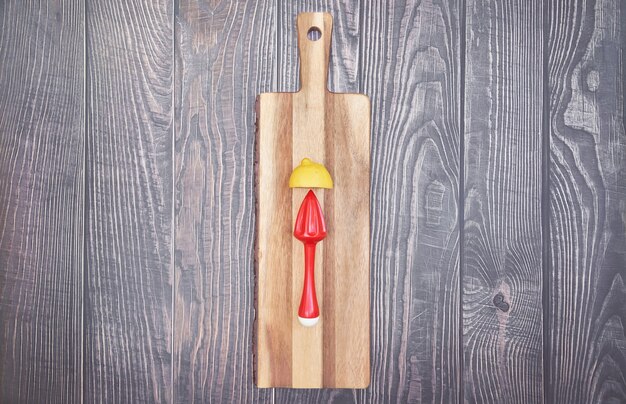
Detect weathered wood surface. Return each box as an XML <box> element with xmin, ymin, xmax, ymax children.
<box><xmin>0</xmin><ymin>1</ymin><xmax>84</xmax><ymax>403</ymax></box>
<box><xmin>173</xmin><ymin>0</ymin><xmax>275</xmax><ymax>402</ymax></box>
<box><xmin>0</xmin><ymin>0</ymin><xmax>624</xmax><ymax>402</ymax></box>
<box><xmin>547</xmin><ymin>0</ymin><xmax>626</xmax><ymax>402</ymax></box>
<box><xmin>360</xmin><ymin>0</ymin><xmax>462</xmax><ymax>403</ymax></box>
<box><xmin>463</xmin><ymin>0</ymin><xmax>544</xmax><ymax>402</ymax></box>
<box><xmin>85</xmin><ymin>0</ymin><xmax>173</xmax><ymax>402</ymax></box>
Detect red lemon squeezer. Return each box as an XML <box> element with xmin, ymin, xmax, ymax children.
<box><xmin>289</xmin><ymin>157</ymin><xmax>333</xmax><ymax>327</ymax></box>
<box><xmin>293</xmin><ymin>190</ymin><xmax>327</xmax><ymax>326</ymax></box>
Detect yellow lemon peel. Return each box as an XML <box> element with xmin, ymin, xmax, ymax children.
<box><xmin>289</xmin><ymin>158</ymin><xmax>333</xmax><ymax>189</ymax></box>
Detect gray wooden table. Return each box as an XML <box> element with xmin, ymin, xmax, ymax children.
<box><xmin>0</xmin><ymin>0</ymin><xmax>624</xmax><ymax>403</ymax></box>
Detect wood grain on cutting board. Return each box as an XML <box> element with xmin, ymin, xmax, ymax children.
<box><xmin>255</xmin><ymin>12</ymin><xmax>370</xmax><ymax>389</ymax></box>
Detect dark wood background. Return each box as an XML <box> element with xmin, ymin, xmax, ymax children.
<box><xmin>0</xmin><ymin>0</ymin><xmax>624</xmax><ymax>403</ymax></box>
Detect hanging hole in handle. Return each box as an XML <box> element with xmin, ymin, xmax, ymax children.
<box><xmin>307</xmin><ymin>27</ymin><xmax>322</xmax><ymax>41</ymax></box>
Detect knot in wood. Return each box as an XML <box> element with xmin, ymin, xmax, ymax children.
<box><xmin>493</xmin><ymin>293</ymin><xmax>510</xmax><ymax>312</ymax></box>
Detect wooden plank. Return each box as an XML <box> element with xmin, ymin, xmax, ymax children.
<box><xmin>322</xmin><ymin>93</ymin><xmax>370</xmax><ymax>387</ymax></box>
<box><xmin>84</xmin><ymin>0</ymin><xmax>173</xmax><ymax>402</ymax></box>
<box><xmin>360</xmin><ymin>0</ymin><xmax>462</xmax><ymax>402</ymax></box>
<box><xmin>463</xmin><ymin>0</ymin><xmax>544</xmax><ymax>402</ymax></box>
<box><xmin>288</xmin><ymin>16</ymin><xmax>330</xmax><ymax>387</ymax></box>
<box><xmin>547</xmin><ymin>0</ymin><xmax>626</xmax><ymax>402</ymax></box>
<box><xmin>173</xmin><ymin>0</ymin><xmax>275</xmax><ymax>402</ymax></box>
<box><xmin>0</xmin><ymin>1</ymin><xmax>84</xmax><ymax>402</ymax></box>
<box><xmin>274</xmin><ymin>1</ymin><xmax>362</xmax><ymax>401</ymax></box>
<box><xmin>256</xmin><ymin>93</ymin><xmax>294</xmax><ymax>389</ymax></box>
<box><xmin>256</xmin><ymin>12</ymin><xmax>370</xmax><ymax>389</ymax></box>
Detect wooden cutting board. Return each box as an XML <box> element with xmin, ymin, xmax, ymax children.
<box><xmin>255</xmin><ymin>12</ymin><xmax>370</xmax><ymax>389</ymax></box>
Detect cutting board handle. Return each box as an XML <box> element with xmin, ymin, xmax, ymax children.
<box><xmin>297</xmin><ymin>13</ymin><xmax>332</xmax><ymax>93</ymax></box>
